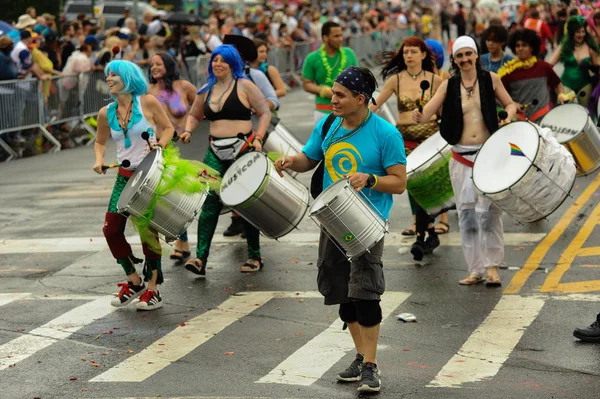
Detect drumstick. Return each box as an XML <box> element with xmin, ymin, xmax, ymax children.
<box><xmin>498</xmin><ymin>111</ymin><xmax>508</xmax><ymax>121</ymax></box>
<box><xmin>522</xmin><ymin>99</ymin><xmax>539</xmax><ymax>110</ymax></box>
<box><xmin>236</xmin><ymin>132</ymin><xmax>254</xmax><ymax>148</ymax></box>
<box><xmin>418</xmin><ymin>80</ymin><xmax>430</xmax><ymax>113</ymax></box>
<box><xmin>102</xmin><ymin>159</ymin><xmax>130</xmax><ymax>170</ymax></box>
<box><xmin>141</xmin><ymin>131</ymin><xmax>152</xmax><ymax>148</ymax></box>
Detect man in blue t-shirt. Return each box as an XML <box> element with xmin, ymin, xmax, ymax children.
<box><xmin>275</xmin><ymin>66</ymin><xmax>406</xmax><ymax>394</ymax></box>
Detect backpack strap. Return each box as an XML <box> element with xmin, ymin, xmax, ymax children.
<box><xmin>321</xmin><ymin>113</ymin><xmax>337</xmax><ymax>139</ymax></box>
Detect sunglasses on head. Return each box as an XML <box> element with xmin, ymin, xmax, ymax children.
<box><xmin>454</xmin><ymin>51</ymin><xmax>474</xmax><ymax>59</ymax></box>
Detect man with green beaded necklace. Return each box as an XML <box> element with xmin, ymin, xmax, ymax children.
<box><xmin>302</xmin><ymin>21</ymin><xmax>359</xmax><ymax>123</ymax></box>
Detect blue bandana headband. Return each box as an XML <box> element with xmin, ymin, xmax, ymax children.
<box><xmin>334</xmin><ymin>67</ymin><xmax>377</xmax><ymax>105</ymax></box>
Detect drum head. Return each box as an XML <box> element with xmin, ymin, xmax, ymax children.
<box><xmin>117</xmin><ymin>149</ymin><xmax>159</xmax><ymax>210</ymax></box>
<box><xmin>310</xmin><ymin>179</ymin><xmax>348</xmax><ymax>213</ymax></box>
<box><xmin>406</xmin><ymin>132</ymin><xmax>447</xmax><ymax>174</ymax></box>
<box><xmin>220</xmin><ymin>152</ymin><xmax>269</xmax><ymax>207</ymax></box>
<box><xmin>473</xmin><ymin>122</ymin><xmax>539</xmax><ymax>194</ymax></box>
<box><xmin>539</xmin><ymin>103</ymin><xmax>588</xmax><ymax>144</ymax></box>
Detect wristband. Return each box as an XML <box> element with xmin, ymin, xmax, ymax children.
<box><xmin>372</xmin><ymin>174</ymin><xmax>378</xmax><ymax>188</ymax></box>
<box><xmin>254</xmin><ymin>136</ymin><xmax>264</xmax><ymax>144</ymax></box>
<box><xmin>319</xmin><ymin>85</ymin><xmax>331</xmax><ymax>98</ymax></box>
<box><xmin>182</xmin><ymin>130</ymin><xmax>192</xmax><ymax>135</ymax></box>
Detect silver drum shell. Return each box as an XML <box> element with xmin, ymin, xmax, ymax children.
<box><xmin>220</xmin><ymin>152</ymin><xmax>309</xmax><ymax>239</ymax></box>
<box><xmin>309</xmin><ymin>179</ymin><xmax>388</xmax><ymax>260</ymax></box>
<box><xmin>117</xmin><ymin>149</ymin><xmax>207</xmax><ymax>241</ymax></box>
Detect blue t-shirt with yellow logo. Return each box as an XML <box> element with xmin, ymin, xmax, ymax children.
<box><xmin>303</xmin><ymin>112</ymin><xmax>406</xmax><ymax>219</ymax></box>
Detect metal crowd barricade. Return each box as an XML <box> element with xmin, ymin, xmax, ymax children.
<box><xmin>180</xmin><ymin>56</ymin><xmax>199</xmax><ymax>87</ymax></box>
<box><xmin>0</xmin><ymin>31</ymin><xmax>407</xmax><ymax>162</ymax></box>
<box><xmin>195</xmin><ymin>55</ymin><xmax>210</xmax><ymax>87</ymax></box>
<box><xmin>268</xmin><ymin>46</ymin><xmax>292</xmax><ymax>84</ymax></box>
<box><xmin>81</xmin><ymin>70</ymin><xmax>111</xmax><ymax>145</ymax></box>
<box><xmin>0</xmin><ymin>78</ymin><xmax>61</xmax><ymax>161</ymax></box>
<box><xmin>289</xmin><ymin>42</ymin><xmax>312</xmax><ymax>86</ymax></box>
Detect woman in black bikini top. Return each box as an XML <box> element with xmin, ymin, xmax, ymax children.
<box><xmin>178</xmin><ymin>44</ymin><xmax>271</xmax><ymax>276</ymax></box>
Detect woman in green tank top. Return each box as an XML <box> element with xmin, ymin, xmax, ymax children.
<box><xmin>548</xmin><ymin>16</ymin><xmax>600</xmax><ymax>109</ymax></box>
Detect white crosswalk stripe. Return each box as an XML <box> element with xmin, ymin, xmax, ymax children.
<box><xmin>0</xmin><ymin>293</ymin><xmax>31</xmax><ymax>307</ymax></box>
<box><xmin>256</xmin><ymin>291</ymin><xmax>411</xmax><ymax>386</ymax></box>
<box><xmin>0</xmin><ymin>296</ymin><xmax>115</xmax><ymax>371</ymax></box>
<box><xmin>2</xmin><ymin>291</ymin><xmax>595</xmax><ymax>391</ymax></box>
<box><xmin>0</xmin><ymin>233</ymin><xmax>546</xmax><ymax>254</ymax></box>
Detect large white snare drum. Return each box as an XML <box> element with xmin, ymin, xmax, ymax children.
<box><xmin>473</xmin><ymin>121</ymin><xmax>576</xmax><ymax>223</ymax></box>
<box><xmin>117</xmin><ymin>149</ymin><xmax>208</xmax><ymax>241</ymax></box>
<box><xmin>539</xmin><ymin>103</ymin><xmax>600</xmax><ymax>175</ymax></box>
<box><xmin>309</xmin><ymin>179</ymin><xmax>388</xmax><ymax>260</ymax></box>
<box><xmin>262</xmin><ymin>119</ymin><xmax>305</xmax><ymax>178</ymax></box>
<box><xmin>406</xmin><ymin>132</ymin><xmax>454</xmax><ymax>216</ymax></box>
<box><xmin>220</xmin><ymin>151</ymin><xmax>309</xmax><ymax>239</ymax></box>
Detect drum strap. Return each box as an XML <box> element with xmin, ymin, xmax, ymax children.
<box><xmin>404</xmin><ymin>140</ymin><xmax>419</xmax><ymax>150</ymax></box>
<box><xmin>119</xmin><ymin>167</ymin><xmax>134</xmax><ymax>178</ymax></box>
<box><xmin>517</xmin><ymin>104</ymin><xmax>551</xmax><ymax>122</ymax></box>
<box><xmin>451</xmin><ymin>150</ymin><xmax>475</xmax><ymax>168</ymax></box>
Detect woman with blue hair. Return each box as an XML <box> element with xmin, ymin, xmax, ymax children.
<box><xmin>179</xmin><ymin>44</ymin><xmax>272</xmax><ymax>276</ymax></box>
<box><xmin>425</xmin><ymin>39</ymin><xmax>450</xmax><ymax>80</ymax></box>
<box><xmin>92</xmin><ymin>60</ymin><xmax>175</xmax><ymax>311</ymax></box>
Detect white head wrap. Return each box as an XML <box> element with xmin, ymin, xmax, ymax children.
<box><xmin>452</xmin><ymin>36</ymin><xmax>478</xmax><ymax>57</ymax></box>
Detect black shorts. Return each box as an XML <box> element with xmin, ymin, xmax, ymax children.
<box><xmin>316</xmin><ymin>231</ymin><xmax>385</xmax><ymax>305</ymax></box>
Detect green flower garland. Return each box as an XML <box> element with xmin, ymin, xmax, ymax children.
<box><xmin>320</xmin><ymin>45</ymin><xmax>347</xmax><ymax>86</ymax></box>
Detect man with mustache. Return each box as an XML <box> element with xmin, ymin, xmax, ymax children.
<box><xmin>413</xmin><ymin>36</ymin><xmax>517</xmax><ymax>287</ymax></box>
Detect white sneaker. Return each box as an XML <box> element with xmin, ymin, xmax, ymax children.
<box><xmin>135</xmin><ymin>289</ymin><xmax>163</xmax><ymax>311</ymax></box>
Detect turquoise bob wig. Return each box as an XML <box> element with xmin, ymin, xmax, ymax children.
<box><xmin>105</xmin><ymin>60</ymin><xmax>149</xmax><ymax>97</ymax></box>
<box><xmin>199</xmin><ymin>44</ymin><xmax>246</xmax><ymax>94</ymax></box>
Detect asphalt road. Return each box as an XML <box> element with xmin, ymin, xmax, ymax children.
<box><xmin>1</xmin><ymin>87</ymin><xmax>600</xmax><ymax>399</ymax></box>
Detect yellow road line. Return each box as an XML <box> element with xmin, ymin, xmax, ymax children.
<box><xmin>578</xmin><ymin>247</ymin><xmax>600</xmax><ymax>257</ymax></box>
<box><xmin>504</xmin><ymin>172</ymin><xmax>600</xmax><ymax>294</ymax></box>
<box><xmin>541</xmin><ymin>201</ymin><xmax>600</xmax><ymax>293</ymax></box>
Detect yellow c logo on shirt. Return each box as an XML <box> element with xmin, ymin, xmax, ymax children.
<box><xmin>325</xmin><ymin>142</ymin><xmax>363</xmax><ymax>182</ymax></box>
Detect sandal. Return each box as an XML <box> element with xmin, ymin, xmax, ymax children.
<box><xmin>459</xmin><ymin>275</ymin><xmax>484</xmax><ymax>285</ymax></box>
<box><xmin>434</xmin><ymin>221</ymin><xmax>450</xmax><ymax>235</ymax></box>
<box><xmin>402</xmin><ymin>224</ymin><xmax>417</xmax><ymax>236</ymax></box>
<box><xmin>240</xmin><ymin>259</ymin><xmax>264</xmax><ymax>273</ymax></box>
<box><xmin>170</xmin><ymin>249</ymin><xmax>191</xmax><ymax>261</ymax></box>
<box><xmin>410</xmin><ymin>241</ymin><xmax>425</xmax><ymax>261</ymax></box>
<box><xmin>185</xmin><ymin>258</ymin><xmax>206</xmax><ymax>278</ymax></box>
<box><xmin>485</xmin><ymin>276</ymin><xmax>502</xmax><ymax>287</ymax></box>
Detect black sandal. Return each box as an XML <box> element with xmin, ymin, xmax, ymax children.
<box><xmin>410</xmin><ymin>241</ymin><xmax>425</xmax><ymax>261</ymax></box>
<box><xmin>240</xmin><ymin>259</ymin><xmax>263</xmax><ymax>273</ymax></box>
<box><xmin>185</xmin><ymin>258</ymin><xmax>206</xmax><ymax>278</ymax></box>
<box><xmin>434</xmin><ymin>221</ymin><xmax>450</xmax><ymax>235</ymax></box>
<box><xmin>170</xmin><ymin>249</ymin><xmax>190</xmax><ymax>261</ymax></box>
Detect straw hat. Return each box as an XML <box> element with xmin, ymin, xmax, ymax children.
<box><xmin>15</xmin><ymin>14</ymin><xmax>37</xmax><ymax>29</ymax></box>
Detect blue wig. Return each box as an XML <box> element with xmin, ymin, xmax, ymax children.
<box><xmin>199</xmin><ymin>44</ymin><xmax>246</xmax><ymax>94</ymax></box>
<box><xmin>425</xmin><ymin>39</ymin><xmax>445</xmax><ymax>70</ymax></box>
<box><xmin>105</xmin><ymin>60</ymin><xmax>149</xmax><ymax>97</ymax></box>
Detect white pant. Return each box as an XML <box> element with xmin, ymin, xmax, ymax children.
<box><xmin>314</xmin><ymin>110</ymin><xmax>328</xmax><ymax>123</ymax></box>
<box><xmin>449</xmin><ymin>147</ymin><xmax>504</xmax><ymax>276</ymax></box>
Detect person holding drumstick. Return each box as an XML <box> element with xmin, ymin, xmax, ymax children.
<box><xmin>370</xmin><ymin>37</ymin><xmax>445</xmax><ymax>261</ymax></box>
<box><xmin>275</xmin><ymin>66</ymin><xmax>407</xmax><ymax>393</ymax></box>
<box><xmin>93</xmin><ymin>60</ymin><xmax>175</xmax><ymax>310</ymax></box>
<box><xmin>147</xmin><ymin>52</ymin><xmax>197</xmax><ymax>262</ymax></box>
<box><xmin>499</xmin><ymin>28</ymin><xmax>568</xmax><ymax>123</ymax></box>
<box><xmin>179</xmin><ymin>44</ymin><xmax>271</xmax><ymax>276</ymax></box>
<box><xmin>413</xmin><ymin>36</ymin><xmax>517</xmax><ymax>286</ymax></box>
